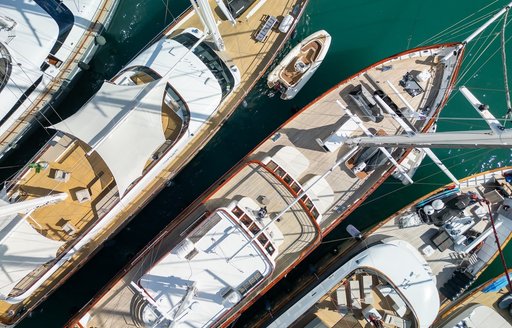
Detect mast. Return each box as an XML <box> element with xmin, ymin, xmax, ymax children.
<box><xmin>443</xmin><ymin>2</ymin><xmax>512</xmax><ymax>61</ymax></box>
<box><xmin>0</xmin><ymin>193</ymin><xmax>67</xmax><ymax>218</ymax></box>
<box><xmin>344</xmin><ymin>129</ymin><xmax>512</xmax><ymax>148</ymax></box>
<box><xmin>190</xmin><ymin>0</ymin><xmax>225</xmax><ymax>51</ymax></box>
<box><xmin>343</xmin><ymin>87</ymin><xmax>512</xmax><ymax>149</ymax></box>
<box><xmin>464</xmin><ymin>3</ymin><xmax>512</xmax><ymax>45</ymax></box>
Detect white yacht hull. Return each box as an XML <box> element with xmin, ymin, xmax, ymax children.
<box><xmin>0</xmin><ymin>0</ymin><xmax>120</xmax><ymax>160</ymax></box>
<box><xmin>267</xmin><ymin>30</ymin><xmax>331</xmax><ymax>100</ymax></box>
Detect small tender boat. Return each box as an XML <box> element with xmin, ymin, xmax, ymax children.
<box><xmin>267</xmin><ymin>30</ymin><xmax>331</xmax><ymax>100</ymax></box>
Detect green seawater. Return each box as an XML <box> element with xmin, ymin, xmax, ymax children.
<box><xmin>11</xmin><ymin>0</ymin><xmax>512</xmax><ymax>326</ymax></box>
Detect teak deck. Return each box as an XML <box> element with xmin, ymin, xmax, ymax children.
<box><xmin>0</xmin><ymin>0</ymin><xmax>308</xmax><ymax>325</ymax></box>
<box><xmin>260</xmin><ymin>168</ymin><xmax>512</xmax><ymax>328</ymax></box>
<box><xmin>68</xmin><ymin>38</ymin><xmax>464</xmax><ymax>327</ymax></box>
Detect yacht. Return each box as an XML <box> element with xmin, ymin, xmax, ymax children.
<box><xmin>65</xmin><ymin>2</ymin><xmax>487</xmax><ymax>325</ymax></box>
<box><xmin>0</xmin><ymin>0</ymin><xmax>120</xmax><ymax>159</ymax></box>
<box><xmin>434</xmin><ymin>270</ymin><xmax>512</xmax><ymax>328</ymax></box>
<box><xmin>265</xmin><ymin>168</ymin><xmax>512</xmax><ymax>328</ymax></box>
<box><xmin>0</xmin><ymin>0</ymin><xmax>308</xmax><ymax>326</ymax></box>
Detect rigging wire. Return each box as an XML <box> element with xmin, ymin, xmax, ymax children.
<box><xmin>164</xmin><ymin>0</ymin><xmax>168</xmax><ymax>25</ymax></box>
<box><xmin>435</xmin><ymin>13</ymin><xmax>495</xmax><ymax>46</ymax></box>
<box><xmin>456</xmin><ymin>32</ymin><xmax>512</xmax><ymax>93</ymax></box>
<box><xmin>446</xmin><ymin>28</ymin><xmax>512</xmax><ymax>112</ymax></box>
<box><xmin>460</xmin><ymin>18</ymin><xmax>492</xmax><ymax>75</ymax></box>
<box><xmin>5</xmin><ymin>45</ymin><xmax>79</xmax><ymax>132</ymax></box>
<box><xmin>4</xmin><ymin>79</ymin><xmax>53</xmax><ymax>134</ymax></box>
<box><xmin>160</xmin><ymin>0</ymin><xmax>175</xmax><ymax>25</ymax></box>
<box><xmin>357</xmin><ymin>148</ymin><xmax>498</xmax><ymax>208</ymax></box>
<box><xmin>0</xmin><ymin>164</ymin><xmax>23</xmax><ymax>170</ymax></box>
<box><xmin>457</xmin><ymin>15</ymin><xmax>504</xmax><ymax>84</ymax></box>
<box><xmin>461</xmin><ymin>17</ymin><xmax>512</xmax><ymax>85</ymax></box>
<box><xmin>501</xmin><ymin>8</ymin><xmax>512</xmax><ymax>121</ymax></box>
<box><xmin>418</xmin><ymin>3</ymin><xmax>497</xmax><ymax>46</ymax></box>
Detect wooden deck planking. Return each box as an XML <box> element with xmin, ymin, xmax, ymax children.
<box><xmin>19</xmin><ymin>140</ymin><xmax>113</xmax><ymax>242</ymax></box>
<box><xmin>68</xmin><ymin>24</ymin><xmax>456</xmax><ymax>328</ymax></box>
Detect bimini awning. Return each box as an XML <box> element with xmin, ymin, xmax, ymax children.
<box><xmin>51</xmin><ymin>79</ymin><xmax>167</xmax><ymax>196</ymax></box>
<box><xmin>356</xmin><ymin>239</ymin><xmax>440</xmax><ymax>327</ymax></box>
<box><xmin>268</xmin><ymin>239</ymin><xmax>440</xmax><ymax>328</ymax></box>
<box><xmin>0</xmin><ymin>218</ymin><xmax>63</xmax><ymax>297</ymax></box>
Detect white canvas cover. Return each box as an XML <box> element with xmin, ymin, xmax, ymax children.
<box><xmin>0</xmin><ymin>218</ymin><xmax>63</xmax><ymax>297</ymax></box>
<box><xmin>269</xmin><ymin>239</ymin><xmax>439</xmax><ymax>328</ymax></box>
<box><xmin>272</xmin><ymin>146</ymin><xmax>310</xmax><ymax>178</ymax></box>
<box><xmin>139</xmin><ymin>210</ymin><xmax>273</xmax><ymax>327</ymax></box>
<box><xmin>303</xmin><ymin>175</ymin><xmax>334</xmax><ymax>215</ymax></box>
<box><xmin>51</xmin><ymin>80</ymin><xmax>167</xmax><ymax>196</ymax></box>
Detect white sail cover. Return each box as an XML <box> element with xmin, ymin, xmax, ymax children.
<box><xmin>0</xmin><ymin>218</ymin><xmax>63</xmax><ymax>297</ymax></box>
<box><xmin>51</xmin><ymin>80</ymin><xmax>167</xmax><ymax>196</ymax></box>
<box><xmin>271</xmin><ymin>146</ymin><xmax>310</xmax><ymax>178</ymax></box>
<box><xmin>303</xmin><ymin>175</ymin><xmax>334</xmax><ymax>215</ymax></box>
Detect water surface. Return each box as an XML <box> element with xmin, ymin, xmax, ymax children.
<box><xmin>9</xmin><ymin>0</ymin><xmax>512</xmax><ymax>326</ymax></box>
